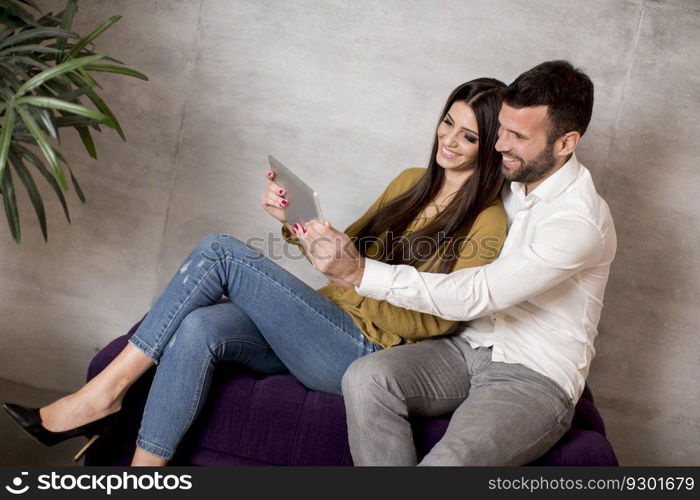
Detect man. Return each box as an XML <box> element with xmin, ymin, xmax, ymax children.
<box><xmin>297</xmin><ymin>60</ymin><xmax>617</xmax><ymax>465</ymax></box>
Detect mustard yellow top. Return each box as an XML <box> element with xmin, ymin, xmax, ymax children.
<box><xmin>281</xmin><ymin>167</ymin><xmax>507</xmax><ymax>349</ymax></box>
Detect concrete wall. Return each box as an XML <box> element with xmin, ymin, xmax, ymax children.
<box><xmin>1</xmin><ymin>0</ymin><xmax>697</xmax><ymax>465</ymax></box>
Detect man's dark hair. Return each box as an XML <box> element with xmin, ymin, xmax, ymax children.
<box><xmin>504</xmin><ymin>60</ymin><xmax>594</xmax><ymax>142</ymax></box>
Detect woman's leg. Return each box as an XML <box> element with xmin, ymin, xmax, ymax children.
<box><xmin>129</xmin><ymin>232</ymin><xmax>379</xmax><ymax>394</ymax></box>
<box><xmin>39</xmin><ymin>343</ymin><xmax>154</xmax><ymax>432</ymax></box>
<box><xmin>132</xmin><ymin>301</ymin><xmax>287</xmax><ymax>465</ymax></box>
<box><xmin>42</xmin><ymin>232</ymin><xmax>377</xmax><ymax>432</ymax></box>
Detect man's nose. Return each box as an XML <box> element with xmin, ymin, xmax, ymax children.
<box><xmin>495</xmin><ymin>134</ymin><xmax>508</xmax><ymax>152</ymax></box>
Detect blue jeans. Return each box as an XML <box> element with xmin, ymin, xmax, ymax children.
<box><xmin>128</xmin><ymin>232</ymin><xmax>381</xmax><ymax>460</ymax></box>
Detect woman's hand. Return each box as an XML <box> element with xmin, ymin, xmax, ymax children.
<box><xmin>260</xmin><ymin>170</ymin><xmax>289</xmax><ymax>223</ymax></box>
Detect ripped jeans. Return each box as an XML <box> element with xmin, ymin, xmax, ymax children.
<box><xmin>128</xmin><ymin>232</ymin><xmax>381</xmax><ymax>460</ymax></box>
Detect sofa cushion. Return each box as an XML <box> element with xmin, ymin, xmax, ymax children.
<box><xmin>84</xmin><ymin>312</ymin><xmax>618</xmax><ymax>466</ymax></box>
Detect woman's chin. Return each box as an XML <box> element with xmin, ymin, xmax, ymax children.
<box><xmin>437</xmin><ymin>157</ymin><xmax>462</xmax><ymax>169</ymax></box>
<box><xmin>436</xmin><ymin>158</ymin><xmax>471</xmax><ymax>171</ymax></box>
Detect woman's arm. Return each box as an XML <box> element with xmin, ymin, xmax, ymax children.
<box><xmin>280</xmin><ymin>168</ymin><xmax>424</xmax><ymax>260</ymax></box>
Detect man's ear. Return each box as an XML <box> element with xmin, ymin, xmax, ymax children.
<box><xmin>556</xmin><ymin>131</ymin><xmax>581</xmax><ymax>158</ymax></box>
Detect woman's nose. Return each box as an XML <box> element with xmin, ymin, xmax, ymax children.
<box><xmin>443</xmin><ymin>129</ymin><xmax>459</xmax><ymax>146</ymax></box>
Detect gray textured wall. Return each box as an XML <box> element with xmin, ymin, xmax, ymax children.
<box><xmin>1</xmin><ymin>0</ymin><xmax>698</xmax><ymax>465</ymax></box>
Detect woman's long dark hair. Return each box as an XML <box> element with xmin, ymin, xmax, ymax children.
<box><xmin>354</xmin><ymin>78</ymin><xmax>506</xmax><ymax>273</ymax></box>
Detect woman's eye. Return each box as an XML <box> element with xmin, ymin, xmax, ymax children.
<box><xmin>442</xmin><ymin>118</ymin><xmax>452</xmax><ymax>126</ymax></box>
<box><xmin>464</xmin><ymin>135</ymin><xmax>477</xmax><ymax>144</ymax></box>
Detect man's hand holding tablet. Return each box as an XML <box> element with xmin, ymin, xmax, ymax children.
<box><xmin>296</xmin><ymin>219</ymin><xmax>366</xmax><ymax>290</ymax></box>
<box><xmin>259</xmin><ymin>156</ymin><xmax>365</xmax><ymax>288</ymax></box>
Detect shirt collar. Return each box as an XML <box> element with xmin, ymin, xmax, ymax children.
<box><xmin>509</xmin><ymin>152</ymin><xmax>581</xmax><ymax>203</ymax></box>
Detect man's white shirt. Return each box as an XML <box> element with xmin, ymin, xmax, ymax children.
<box><xmin>356</xmin><ymin>153</ymin><xmax>617</xmax><ymax>403</ymax></box>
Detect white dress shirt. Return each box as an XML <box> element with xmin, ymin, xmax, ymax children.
<box><xmin>356</xmin><ymin>153</ymin><xmax>617</xmax><ymax>403</ymax></box>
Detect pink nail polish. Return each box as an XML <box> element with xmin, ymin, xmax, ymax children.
<box><xmin>278</xmin><ymin>189</ymin><xmax>284</xmax><ymax>195</ymax></box>
<box><xmin>280</xmin><ymin>200</ymin><xmax>288</xmax><ymax>207</ymax></box>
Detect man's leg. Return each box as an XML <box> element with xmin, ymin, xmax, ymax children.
<box><xmin>341</xmin><ymin>337</ymin><xmax>470</xmax><ymax>466</ymax></box>
<box><xmin>419</xmin><ymin>354</ymin><xmax>575</xmax><ymax>466</ymax></box>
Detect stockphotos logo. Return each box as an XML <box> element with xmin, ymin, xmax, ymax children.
<box><xmin>3</xmin><ymin>471</ymin><xmax>193</xmax><ymax>496</ymax></box>
<box><xmin>5</xmin><ymin>472</ymin><xmax>29</xmax><ymax>495</ymax></box>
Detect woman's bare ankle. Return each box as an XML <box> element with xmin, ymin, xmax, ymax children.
<box><xmin>39</xmin><ymin>388</ymin><xmax>122</xmax><ymax>432</ymax></box>
<box><xmin>131</xmin><ymin>447</ymin><xmax>168</xmax><ymax>466</ymax></box>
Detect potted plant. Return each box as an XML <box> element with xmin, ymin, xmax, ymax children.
<box><xmin>0</xmin><ymin>0</ymin><xmax>147</xmax><ymax>243</ymax></box>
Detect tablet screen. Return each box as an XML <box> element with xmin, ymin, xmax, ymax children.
<box><xmin>268</xmin><ymin>155</ymin><xmax>323</xmax><ymax>226</ymax></box>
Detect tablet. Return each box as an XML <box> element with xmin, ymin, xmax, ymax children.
<box><xmin>267</xmin><ymin>155</ymin><xmax>324</xmax><ymax>226</ymax></box>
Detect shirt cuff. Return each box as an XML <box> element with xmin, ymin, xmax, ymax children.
<box><xmin>355</xmin><ymin>258</ymin><xmax>394</xmax><ymax>300</ymax></box>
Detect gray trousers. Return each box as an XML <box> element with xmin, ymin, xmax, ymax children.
<box><xmin>341</xmin><ymin>335</ymin><xmax>576</xmax><ymax>466</ymax></box>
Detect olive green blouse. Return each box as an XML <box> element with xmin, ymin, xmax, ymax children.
<box><xmin>281</xmin><ymin>167</ymin><xmax>507</xmax><ymax>349</ymax></box>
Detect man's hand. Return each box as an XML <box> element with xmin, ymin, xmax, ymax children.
<box><xmin>294</xmin><ymin>219</ymin><xmax>366</xmax><ymax>289</ymax></box>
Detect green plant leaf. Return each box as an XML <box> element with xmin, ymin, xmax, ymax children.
<box><xmin>17</xmin><ymin>0</ymin><xmax>41</xmax><ymax>11</ymax></box>
<box><xmin>67</xmin><ymin>164</ymin><xmax>85</xmax><ymax>203</ymax></box>
<box><xmin>0</xmin><ymin>1</ymin><xmax>39</xmax><ymax>28</ymax></box>
<box><xmin>0</xmin><ymin>103</ymin><xmax>16</xmax><ymax>184</ymax></box>
<box><xmin>83</xmin><ymin>63</ymin><xmax>148</xmax><ymax>81</ymax></box>
<box><xmin>1</xmin><ymin>163</ymin><xmax>20</xmax><ymax>243</ymax></box>
<box><xmin>15</xmin><ymin>53</ymin><xmax>105</xmax><ymax>96</ymax></box>
<box><xmin>76</xmin><ymin>125</ymin><xmax>96</xmax><ymax>158</ymax></box>
<box><xmin>0</xmin><ymin>62</ymin><xmax>25</xmax><ymax>90</ymax></box>
<box><xmin>82</xmin><ymin>86</ymin><xmax>124</xmax><ymax>139</ymax></box>
<box><xmin>0</xmin><ymin>44</ymin><xmax>63</xmax><ymax>56</ymax></box>
<box><xmin>14</xmin><ymin>103</ymin><xmax>67</xmax><ymax>189</ymax></box>
<box><xmin>0</xmin><ymin>27</ymin><xmax>77</xmax><ymax>50</ymax></box>
<box><xmin>9</xmin><ymin>150</ymin><xmax>46</xmax><ymax>241</ymax></box>
<box><xmin>53</xmin><ymin>115</ymin><xmax>101</xmax><ymax>128</ymax></box>
<box><xmin>51</xmin><ymin>85</ymin><xmax>93</xmax><ymax>102</ymax></box>
<box><xmin>12</xmin><ymin>143</ymin><xmax>71</xmax><ymax>223</ymax></box>
<box><xmin>24</xmin><ymin>102</ymin><xmax>58</xmax><ymax>140</ymax></box>
<box><xmin>4</xmin><ymin>54</ymin><xmax>51</xmax><ymax>72</ymax></box>
<box><xmin>15</xmin><ymin>96</ymin><xmax>115</xmax><ymax>127</ymax></box>
<box><xmin>36</xmin><ymin>12</ymin><xmax>62</xmax><ymax>28</ymax></box>
<box><xmin>64</xmin><ymin>15</ymin><xmax>121</xmax><ymax>61</ymax></box>
<box><xmin>77</xmin><ymin>67</ymin><xmax>101</xmax><ymax>89</ymax></box>
<box><xmin>56</xmin><ymin>0</ymin><xmax>78</xmax><ymax>60</ymax></box>
<box><xmin>0</xmin><ymin>28</ymin><xmax>14</xmax><ymax>44</ymax></box>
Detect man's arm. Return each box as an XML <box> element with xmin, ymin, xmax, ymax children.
<box><xmin>355</xmin><ymin>212</ymin><xmax>604</xmax><ymax>321</ymax></box>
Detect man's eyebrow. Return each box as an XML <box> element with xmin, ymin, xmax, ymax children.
<box><xmin>499</xmin><ymin>123</ymin><xmax>529</xmax><ymax>139</ymax></box>
<box><xmin>446</xmin><ymin>112</ymin><xmax>479</xmax><ymax>136</ymax></box>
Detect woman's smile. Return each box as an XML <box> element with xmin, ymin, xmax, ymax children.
<box><xmin>439</xmin><ymin>145</ymin><xmax>462</xmax><ymax>161</ymax></box>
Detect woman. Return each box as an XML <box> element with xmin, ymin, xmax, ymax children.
<box><xmin>4</xmin><ymin>77</ymin><xmax>508</xmax><ymax>466</ymax></box>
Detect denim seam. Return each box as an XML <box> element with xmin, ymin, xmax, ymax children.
<box><xmin>136</xmin><ymin>437</ymin><xmax>174</xmax><ymax>460</ymax></box>
<box><xmin>209</xmin><ymin>337</ymin><xmax>273</xmax><ymax>354</ymax></box>
<box><xmin>182</xmin><ymin>354</ymin><xmax>215</xmax><ymax>437</ymax></box>
<box><xmin>223</xmin><ymin>254</ymin><xmax>372</xmax><ymax>352</ymax></box>
<box><xmin>128</xmin><ymin>335</ymin><xmax>160</xmax><ymax>364</ymax></box>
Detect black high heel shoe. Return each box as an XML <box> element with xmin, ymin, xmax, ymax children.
<box><xmin>3</xmin><ymin>403</ymin><xmax>120</xmax><ymax>462</ymax></box>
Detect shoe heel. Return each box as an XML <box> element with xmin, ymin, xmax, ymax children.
<box><xmin>73</xmin><ymin>434</ymin><xmax>100</xmax><ymax>462</ymax></box>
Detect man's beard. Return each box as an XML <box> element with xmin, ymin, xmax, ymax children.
<box><xmin>502</xmin><ymin>143</ymin><xmax>557</xmax><ymax>183</ymax></box>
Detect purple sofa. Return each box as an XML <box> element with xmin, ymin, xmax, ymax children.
<box><xmin>84</xmin><ymin>299</ymin><xmax>618</xmax><ymax>466</ymax></box>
